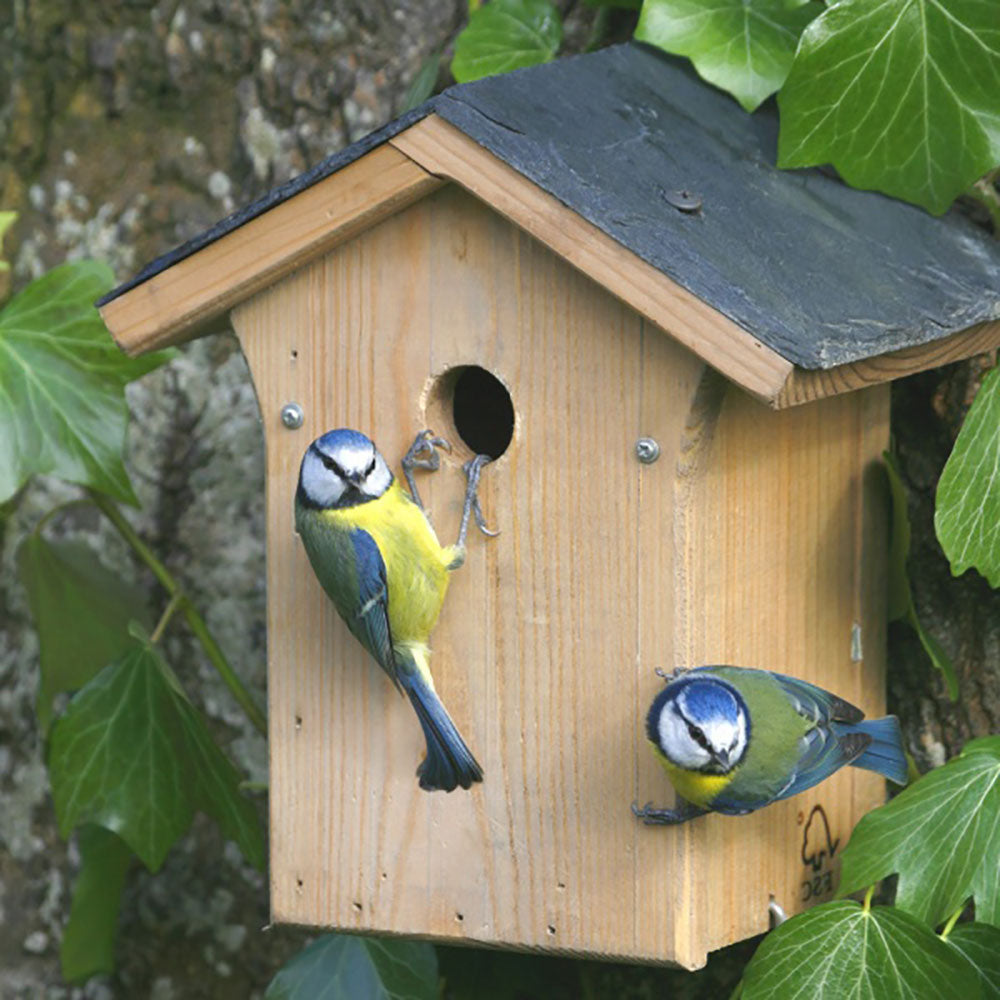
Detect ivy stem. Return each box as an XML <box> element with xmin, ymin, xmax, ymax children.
<box><xmin>88</xmin><ymin>490</ymin><xmax>268</xmax><ymax>736</ymax></box>
<box><xmin>939</xmin><ymin>904</ymin><xmax>965</xmax><ymax>941</ymax></box>
<box><xmin>862</xmin><ymin>885</ymin><xmax>875</xmax><ymax>913</ymax></box>
<box><xmin>966</xmin><ymin>171</ymin><xmax>1000</xmax><ymax>235</ymax></box>
<box><xmin>150</xmin><ymin>592</ymin><xmax>184</xmax><ymax>644</ymax></box>
<box><xmin>33</xmin><ymin>498</ymin><xmax>98</xmax><ymax>535</ymax></box>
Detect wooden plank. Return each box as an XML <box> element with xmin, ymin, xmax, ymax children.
<box><xmin>654</xmin><ymin>379</ymin><xmax>890</xmax><ymax>957</ymax></box>
<box><xmin>389</xmin><ymin>116</ymin><xmax>794</xmax><ymax>405</ymax></box>
<box><xmin>234</xmin><ymin>185</ymin><xmax>666</xmax><ymax>962</ymax></box>
<box><xmin>233</xmin><ymin>185</ymin><xmax>891</xmax><ymax>969</ymax></box>
<box><xmin>775</xmin><ymin>321</ymin><xmax>1000</xmax><ymax>408</ymax></box>
<box><xmin>100</xmin><ymin>144</ymin><xmax>442</xmax><ymax>355</ymax></box>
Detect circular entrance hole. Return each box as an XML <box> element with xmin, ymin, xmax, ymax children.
<box><xmin>426</xmin><ymin>365</ymin><xmax>514</xmax><ymax>460</ymax></box>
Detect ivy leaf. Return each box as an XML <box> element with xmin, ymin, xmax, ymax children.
<box><xmin>947</xmin><ymin>924</ymin><xmax>1000</xmax><ymax>1000</ymax></box>
<box><xmin>884</xmin><ymin>451</ymin><xmax>958</xmax><ymax>698</ymax></box>
<box><xmin>778</xmin><ymin>0</ymin><xmax>1000</xmax><ymax>215</ymax></box>
<box><xmin>0</xmin><ymin>260</ymin><xmax>173</xmax><ymax>505</ymax></box>
<box><xmin>265</xmin><ymin>934</ymin><xmax>439</xmax><ymax>1000</ymax></box>
<box><xmin>451</xmin><ymin>0</ymin><xmax>562</xmax><ymax>83</ymax></box>
<box><xmin>61</xmin><ymin>824</ymin><xmax>132</xmax><ymax>982</ymax></box>
<box><xmin>838</xmin><ymin>737</ymin><xmax>1000</xmax><ymax>928</ymax></box>
<box><xmin>935</xmin><ymin>365</ymin><xmax>1000</xmax><ymax>588</ymax></box>
<box><xmin>401</xmin><ymin>51</ymin><xmax>441</xmax><ymax>113</ymax></box>
<box><xmin>636</xmin><ymin>0</ymin><xmax>822</xmax><ymax>112</ymax></box>
<box><xmin>741</xmin><ymin>900</ymin><xmax>980</xmax><ymax>999</ymax></box>
<box><xmin>0</xmin><ymin>211</ymin><xmax>16</xmax><ymax>272</ymax></box>
<box><xmin>19</xmin><ymin>534</ymin><xmax>151</xmax><ymax>732</ymax></box>
<box><xmin>49</xmin><ymin>637</ymin><xmax>265</xmax><ymax>872</ymax></box>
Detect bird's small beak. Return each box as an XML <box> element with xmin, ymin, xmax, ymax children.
<box><xmin>715</xmin><ymin>748</ymin><xmax>731</xmax><ymax>768</ymax></box>
<box><xmin>347</xmin><ymin>471</ymin><xmax>364</xmax><ymax>487</ymax></box>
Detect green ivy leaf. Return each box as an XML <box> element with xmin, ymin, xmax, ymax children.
<box><xmin>741</xmin><ymin>901</ymin><xmax>980</xmax><ymax>999</ymax></box>
<box><xmin>265</xmin><ymin>934</ymin><xmax>439</xmax><ymax>1000</ymax></box>
<box><xmin>0</xmin><ymin>211</ymin><xmax>16</xmax><ymax>273</ymax></box>
<box><xmin>19</xmin><ymin>534</ymin><xmax>151</xmax><ymax>732</ymax></box>
<box><xmin>451</xmin><ymin>0</ymin><xmax>562</xmax><ymax>83</ymax></box>
<box><xmin>838</xmin><ymin>737</ymin><xmax>1000</xmax><ymax>928</ymax></box>
<box><xmin>401</xmin><ymin>51</ymin><xmax>441</xmax><ymax>113</ymax></box>
<box><xmin>49</xmin><ymin>638</ymin><xmax>265</xmax><ymax>872</ymax></box>
<box><xmin>778</xmin><ymin>0</ymin><xmax>1000</xmax><ymax>215</ymax></box>
<box><xmin>935</xmin><ymin>365</ymin><xmax>1000</xmax><ymax>588</ymax></box>
<box><xmin>884</xmin><ymin>451</ymin><xmax>958</xmax><ymax>698</ymax></box>
<box><xmin>61</xmin><ymin>824</ymin><xmax>132</xmax><ymax>982</ymax></box>
<box><xmin>0</xmin><ymin>260</ymin><xmax>173</xmax><ymax>505</ymax></box>
<box><xmin>947</xmin><ymin>923</ymin><xmax>1000</xmax><ymax>1000</ymax></box>
<box><xmin>636</xmin><ymin>0</ymin><xmax>822</xmax><ymax>112</ymax></box>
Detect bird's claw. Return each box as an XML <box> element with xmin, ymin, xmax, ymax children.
<box><xmin>402</xmin><ymin>429</ymin><xmax>451</xmax><ymax>510</ymax></box>
<box><xmin>403</xmin><ymin>429</ymin><xmax>451</xmax><ymax>473</ymax></box>
<box><xmin>655</xmin><ymin>666</ymin><xmax>686</xmax><ymax>684</ymax></box>
<box><xmin>462</xmin><ymin>455</ymin><xmax>500</xmax><ymax>538</ymax></box>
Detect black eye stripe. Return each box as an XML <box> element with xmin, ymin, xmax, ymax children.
<box><xmin>366</xmin><ymin>456</ymin><xmax>376</xmax><ymax>475</ymax></box>
<box><xmin>319</xmin><ymin>453</ymin><xmax>347</xmax><ymax>479</ymax></box>
<box><xmin>686</xmin><ymin>721</ymin><xmax>712</xmax><ymax>752</ymax></box>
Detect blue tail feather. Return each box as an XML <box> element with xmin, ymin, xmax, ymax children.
<box><xmin>400</xmin><ymin>670</ymin><xmax>483</xmax><ymax>792</ymax></box>
<box><xmin>836</xmin><ymin>716</ymin><xmax>908</xmax><ymax>786</ymax></box>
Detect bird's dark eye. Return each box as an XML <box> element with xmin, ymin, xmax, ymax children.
<box><xmin>320</xmin><ymin>454</ymin><xmax>346</xmax><ymax>479</ymax></box>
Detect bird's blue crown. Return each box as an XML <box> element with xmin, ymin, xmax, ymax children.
<box><xmin>646</xmin><ymin>674</ymin><xmax>750</xmax><ymax>748</ymax></box>
<box><xmin>314</xmin><ymin>428</ymin><xmax>374</xmax><ymax>455</ymax></box>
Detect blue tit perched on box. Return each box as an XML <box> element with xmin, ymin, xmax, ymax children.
<box><xmin>295</xmin><ymin>427</ymin><xmax>495</xmax><ymax>792</ymax></box>
<box><xmin>633</xmin><ymin>666</ymin><xmax>908</xmax><ymax>824</ymax></box>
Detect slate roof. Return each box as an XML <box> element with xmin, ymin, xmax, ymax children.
<box><xmin>100</xmin><ymin>43</ymin><xmax>1000</xmax><ymax>371</ymax></box>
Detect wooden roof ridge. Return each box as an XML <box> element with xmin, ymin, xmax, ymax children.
<box><xmin>98</xmin><ymin>43</ymin><xmax>1000</xmax><ymax>408</ymax></box>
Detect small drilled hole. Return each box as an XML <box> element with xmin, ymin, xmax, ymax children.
<box><xmin>455</xmin><ymin>912</ymin><xmax>464</xmax><ymax>923</ymax></box>
<box><xmin>353</xmin><ymin>901</ymin><xmax>362</xmax><ymax>913</ymax></box>
<box><xmin>427</xmin><ymin>365</ymin><xmax>513</xmax><ymax>460</ymax></box>
<box><xmin>290</xmin><ymin>349</ymin><xmax>298</xmax><ymax>360</ymax></box>
<box><xmin>546</xmin><ymin>925</ymin><xmax>556</xmax><ymax>936</ymax></box>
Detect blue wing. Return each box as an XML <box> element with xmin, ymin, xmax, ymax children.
<box><xmin>346</xmin><ymin>529</ymin><xmax>399</xmax><ymax>690</ymax></box>
<box><xmin>769</xmin><ymin>672</ymin><xmax>870</xmax><ymax>802</ymax></box>
<box><xmin>768</xmin><ymin>670</ymin><xmax>865</xmax><ymax>725</ymax></box>
<box><xmin>773</xmin><ymin>727</ymin><xmax>871</xmax><ymax>803</ymax></box>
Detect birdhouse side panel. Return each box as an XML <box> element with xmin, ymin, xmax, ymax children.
<box><xmin>639</xmin><ymin>377</ymin><xmax>890</xmax><ymax>957</ymax></box>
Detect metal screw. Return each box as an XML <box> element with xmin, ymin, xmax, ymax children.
<box><xmin>635</xmin><ymin>437</ymin><xmax>660</xmax><ymax>464</ymax></box>
<box><xmin>281</xmin><ymin>402</ymin><xmax>304</xmax><ymax>429</ymax></box>
<box><xmin>664</xmin><ymin>189</ymin><xmax>703</xmax><ymax>213</ymax></box>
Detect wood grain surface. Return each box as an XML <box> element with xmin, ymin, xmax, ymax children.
<box><xmin>232</xmin><ymin>185</ymin><xmax>890</xmax><ymax>968</ymax></box>
<box><xmin>101</xmin><ymin>144</ymin><xmax>441</xmax><ymax>355</ymax></box>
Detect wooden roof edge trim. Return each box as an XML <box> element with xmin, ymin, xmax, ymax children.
<box><xmin>389</xmin><ymin>115</ymin><xmax>794</xmax><ymax>405</ymax></box>
<box><xmin>99</xmin><ymin>144</ymin><xmax>443</xmax><ymax>356</ymax></box>
<box><xmin>775</xmin><ymin>320</ymin><xmax>1000</xmax><ymax>409</ymax></box>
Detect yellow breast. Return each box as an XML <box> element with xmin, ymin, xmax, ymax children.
<box><xmin>322</xmin><ymin>481</ymin><xmax>453</xmax><ymax>642</ymax></box>
<box><xmin>652</xmin><ymin>744</ymin><xmax>734</xmax><ymax>809</ymax></box>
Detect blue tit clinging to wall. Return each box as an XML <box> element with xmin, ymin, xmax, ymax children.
<box><xmin>633</xmin><ymin>666</ymin><xmax>907</xmax><ymax>824</ymax></box>
<box><xmin>295</xmin><ymin>428</ymin><xmax>495</xmax><ymax>792</ymax></box>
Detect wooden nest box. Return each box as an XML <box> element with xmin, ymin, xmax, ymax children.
<box><xmin>99</xmin><ymin>45</ymin><xmax>1000</xmax><ymax>969</ymax></box>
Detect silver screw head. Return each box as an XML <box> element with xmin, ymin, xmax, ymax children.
<box><xmin>635</xmin><ymin>437</ymin><xmax>660</xmax><ymax>464</ymax></box>
<box><xmin>280</xmin><ymin>402</ymin><xmax>304</xmax><ymax>429</ymax></box>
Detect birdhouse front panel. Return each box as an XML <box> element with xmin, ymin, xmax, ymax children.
<box><xmin>230</xmin><ymin>183</ymin><xmax>890</xmax><ymax>969</ymax></box>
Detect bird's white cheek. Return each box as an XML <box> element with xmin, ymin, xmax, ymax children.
<box><xmin>300</xmin><ymin>456</ymin><xmax>344</xmax><ymax>507</ymax></box>
<box><xmin>367</xmin><ymin>458</ymin><xmax>392</xmax><ymax>497</ymax></box>
<box><xmin>657</xmin><ymin>709</ymin><xmax>710</xmax><ymax>769</ymax></box>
